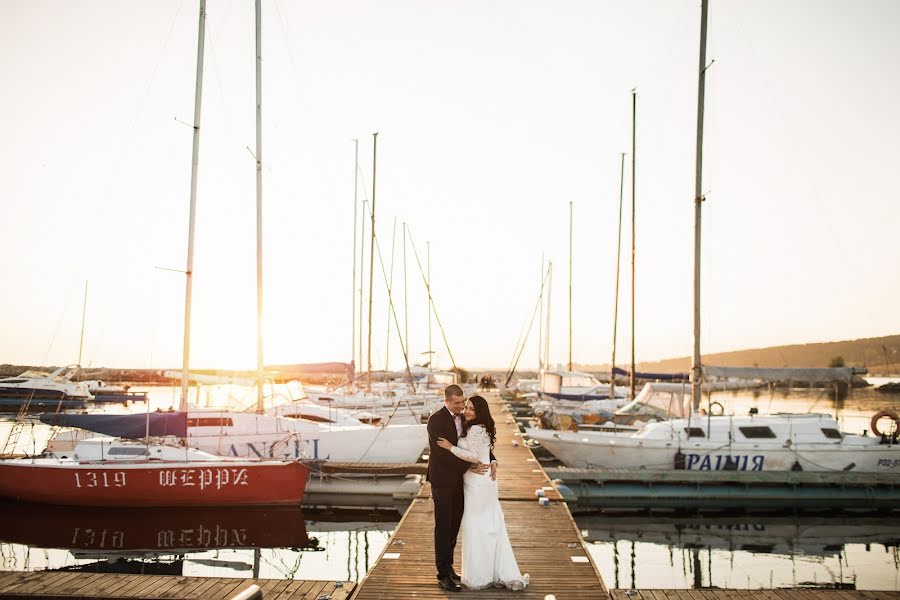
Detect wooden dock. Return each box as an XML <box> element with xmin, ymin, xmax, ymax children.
<box><xmin>609</xmin><ymin>591</ymin><xmax>900</xmax><ymax>599</ymax></box>
<box><xmin>0</xmin><ymin>572</ymin><xmax>354</xmax><ymax>599</ymax></box>
<box><xmin>350</xmin><ymin>391</ymin><xmax>609</xmax><ymax>599</ymax></box>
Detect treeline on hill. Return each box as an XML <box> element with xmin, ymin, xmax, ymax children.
<box><xmin>576</xmin><ymin>334</ymin><xmax>900</xmax><ymax>376</ymax></box>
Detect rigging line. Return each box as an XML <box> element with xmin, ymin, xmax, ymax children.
<box><xmin>506</xmin><ymin>265</ymin><xmax>552</xmax><ymax>387</ymax></box>
<box><xmin>504</xmin><ymin>322</ymin><xmax>528</xmax><ymax>387</ymax></box>
<box><xmin>405</xmin><ymin>227</ymin><xmax>458</xmax><ymax>372</ymax></box>
<box><xmin>362</xmin><ymin>203</ymin><xmax>416</xmax><ymax>392</ymax></box>
<box><xmin>45</xmin><ymin>0</ymin><xmax>189</xmax><ymax>367</ymax></box>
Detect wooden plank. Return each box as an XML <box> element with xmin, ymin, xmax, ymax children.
<box><xmin>0</xmin><ymin>571</ymin><xmax>60</xmax><ymax>594</ymax></box>
<box><xmin>197</xmin><ymin>578</ymin><xmax>247</xmax><ymax>600</ymax></box>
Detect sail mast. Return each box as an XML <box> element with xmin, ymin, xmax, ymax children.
<box><xmin>366</xmin><ymin>132</ymin><xmax>378</xmax><ymax>392</ymax></box>
<box><xmin>630</xmin><ymin>90</ymin><xmax>637</xmax><ymax>402</ymax></box>
<box><xmin>180</xmin><ymin>0</ymin><xmax>206</xmax><ymax>412</ymax></box>
<box><xmin>568</xmin><ymin>201</ymin><xmax>573</xmax><ymax>372</ymax></box>
<box><xmin>692</xmin><ymin>0</ymin><xmax>710</xmax><ymax>410</ymax></box>
<box><xmin>351</xmin><ymin>139</ymin><xmax>359</xmax><ymax>380</ymax></box>
<box><xmin>427</xmin><ymin>241</ymin><xmax>432</xmax><ymax>373</ymax></box>
<box><xmin>78</xmin><ymin>280</ymin><xmax>88</xmax><ymax>366</ymax></box>
<box><xmin>538</xmin><ymin>254</ymin><xmax>544</xmax><ymax>371</ymax></box>
<box><xmin>385</xmin><ymin>217</ymin><xmax>397</xmax><ymax>371</ymax></box>
<box><xmin>254</xmin><ymin>0</ymin><xmax>264</xmax><ymax>414</ymax></box>
<box><xmin>611</xmin><ymin>152</ymin><xmax>625</xmax><ymax>400</ymax></box>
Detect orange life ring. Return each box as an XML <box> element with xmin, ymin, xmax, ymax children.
<box><xmin>870</xmin><ymin>410</ymin><xmax>900</xmax><ymax>437</ymax></box>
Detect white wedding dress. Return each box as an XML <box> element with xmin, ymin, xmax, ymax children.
<box><xmin>451</xmin><ymin>425</ymin><xmax>529</xmax><ymax>590</ymax></box>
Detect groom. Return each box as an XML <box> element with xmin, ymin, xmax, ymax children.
<box><xmin>426</xmin><ymin>384</ymin><xmax>495</xmax><ymax>592</ymax></box>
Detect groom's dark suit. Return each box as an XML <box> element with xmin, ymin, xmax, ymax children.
<box><xmin>426</xmin><ymin>405</ymin><xmax>495</xmax><ymax>581</ymax></box>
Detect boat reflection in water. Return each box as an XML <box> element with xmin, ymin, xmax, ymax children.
<box><xmin>577</xmin><ymin>511</ymin><xmax>900</xmax><ymax>590</ymax></box>
<box><xmin>0</xmin><ymin>501</ymin><xmax>316</xmax><ymax>576</ymax></box>
<box><xmin>0</xmin><ymin>502</ymin><xmax>398</xmax><ymax>582</ymax></box>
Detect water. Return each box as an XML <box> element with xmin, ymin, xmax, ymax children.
<box><xmin>0</xmin><ymin>503</ymin><xmax>398</xmax><ymax>583</ymax></box>
<box><xmin>2</xmin><ymin>379</ymin><xmax>900</xmax><ymax>589</ymax></box>
<box><xmin>577</xmin><ymin>512</ymin><xmax>900</xmax><ymax>590</ymax></box>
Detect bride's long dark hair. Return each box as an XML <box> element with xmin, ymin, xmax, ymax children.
<box><xmin>460</xmin><ymin>395</ymin><xmax>496</xmax><ymax>449</ymax></box>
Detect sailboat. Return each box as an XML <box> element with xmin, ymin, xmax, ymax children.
<box><xmin>527</xmin><ymin>1</ymin><xmax>900</xmax><ymax>474</ymax></box>
<box><xmin>0</xmin><ymin>1</ymin><xmax>310</xmax><ymax>507</ymax></box>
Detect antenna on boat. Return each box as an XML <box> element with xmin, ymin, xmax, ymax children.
<box><xmin>691</xmin><ymin>0</ymin><xmax>710</xmax><ymax>412</ymax></box>
<box><xmin>180</xmin><ymin>0</ymin><xmax>206</xmax><ymax>413</ymax></box>
<box><xmin>254</xmin><ymin>0</ymin><xmax>265</xmax><ymax>414</ymax></box>
<box><xmin>611</xmin><ymin>152</ymin><xmax>626</xmax><ymax>401</ymax></box>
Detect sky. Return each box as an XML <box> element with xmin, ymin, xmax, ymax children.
<box><xmin>1</xmin><ymin>0</ymin><xmax>898</xmax><ymax>372</ymax></box>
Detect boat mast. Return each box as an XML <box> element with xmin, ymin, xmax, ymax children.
<box><xmin>544</xmin><ymin>261</ymin><xmax>552</xmax><ymax>374</ymax></box>
<box><xmin>538</xmin><ymin>254</ymin><xmax>544</xmax><ymax>371</ymax></box>
<box><xmin>385</xmin><ymin>217</ymin><xmax>397</xmax><ymax>371</ymax></box>
<box><xmin>366</xmin><ymin>132</ymin><xmax>378</xmax><ymax>392</ymax></box>
<box><xmin>403</xmin><ymin>222</ymin><xmax>409</xmax><ymax>358</ymax></box>
<box><xmin>351</xmin><ymin>139</ymin><xmax>359</xmax><ymax>381</ymax></box>
<box><xmin>78</xmin><ymin>280</ymin><xmax>88</xmax><ymax>366</ymax></box>
<box><xmin>427</xmin><ymin>241</ymin><xmax>432</xmax><ymax>373</ymax></box>
<box><xmin>630</xmin><ymin>90</ymin><xmax>637</xmax><ymax>402</ymax></box>
<box><xmin>180</xmin><ymin>0</ymin><xmax>206</xmax><ymax>412</ymax></box>
<box><xmin>691</xmin><ymin>0</ymin><xmax>710</xmax><ymax>410</ymax></box>
<box><xmin>568</xmin><ymin>201</ymin><xmax>573</xmax><ymax>372</ymax></box>
<box><xmin>610</xmin><ymin>152</ymin><xmax>625</xmax><ymax>400</ymax></box>
<box><xmin>359</xmin><ymin>198</ymin><xmax>366</xmax><ymax>374</ymax></box>
<box><xmin>254</xmin><ymin>0</ymin><xmax>264</xmax><ymax>414</ymax></box>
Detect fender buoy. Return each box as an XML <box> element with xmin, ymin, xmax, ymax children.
<box><xmin>870</xmin><ymin>410</ymin><xmax>900</xmax><ymax>437</ymax></box>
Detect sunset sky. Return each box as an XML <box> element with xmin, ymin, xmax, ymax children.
<box><xmin>1</xmin><ymin>0</ymin><xmax>898</xmax><ymax>371</ymax></box>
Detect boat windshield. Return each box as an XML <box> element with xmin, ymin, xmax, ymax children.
<box><xmin>17</xmin><ymin>370</ymin><xmax>50</xmax><ymax>379</ymax></box>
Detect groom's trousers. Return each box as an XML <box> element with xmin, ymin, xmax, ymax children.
<box><xmin>431</xmin><ymin>483</ymin><xmax>465</xmax><ymax>579</ymax></box>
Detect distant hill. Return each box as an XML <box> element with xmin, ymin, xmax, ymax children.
<box><xmin>576</xmin><ymin>334</ymin><xmax>900</xmax><ymax>376</ymax></box>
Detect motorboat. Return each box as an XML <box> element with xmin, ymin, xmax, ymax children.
<box><xmin>527</xmin><ymin>411</ymin><xmax>900</xmax><ymax>472</ymax></box>
<box><xmin>0</xmin><ymin>365</ymin><xmax>92</xmax><ymax>410</ymax></box>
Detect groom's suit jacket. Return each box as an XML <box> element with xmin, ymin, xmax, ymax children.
<box><xmin>426</xmin><ymin>406</ymin><xmax>497</xmax><ymax>487</ymax></box>
<box><xmin>426</xmin><ymin>407</ymin><xmax>472</xmax><ymax>487</ymax></box>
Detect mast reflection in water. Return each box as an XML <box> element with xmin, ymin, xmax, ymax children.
<box><xmin>0</xmin><ymin>501</ymin><xmax>397</xmax><ymax>582</ymax></box>
<box><xmin>577</xmin><ymin>511</ymin><xmax>900</xmax><ymax>590</ymax></box>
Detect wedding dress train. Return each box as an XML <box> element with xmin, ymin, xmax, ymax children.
<box><xmin>451</xmin><ymin>425</ymin><xmax>529</xmax><ymax>590</ymax></box>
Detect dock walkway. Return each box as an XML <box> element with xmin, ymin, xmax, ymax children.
<box><xmin>0</xmin><ymin>572</ymin><xmax>353</xmax><ymax>599</ymax></box>
<box><xmin>350</xmin><ymin>391</ymin><xmax>609</xmax><ymax>599</ymax></box>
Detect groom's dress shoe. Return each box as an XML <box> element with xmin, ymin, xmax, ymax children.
<box><xmin>438</xmin><ymin>576</ymin><xmax>462</xmax><ymax>592</ymax></box>
<box><xmin>449</xmin><ymin>571</ymin><xmax>461</xmax><ymax>582</ymax></box>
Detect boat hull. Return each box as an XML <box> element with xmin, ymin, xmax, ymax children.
<box><xmin>528</xmin><ymin>428</ymin><xmax>900</xmax><ymax>472</ymax></box>
<box><xmin>0</xmin><ymin>459</ymin><xmax>309</xmax><ymax>507</ymax></box>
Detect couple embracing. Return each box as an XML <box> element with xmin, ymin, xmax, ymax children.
<box><xmin>426</xmin><ymin>384</ymin><xmax>529</xmax><ymax>592</ymax></box>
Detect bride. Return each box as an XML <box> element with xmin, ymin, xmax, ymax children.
<box><xmin>437</xmin><ymin>395</ymin><xmax>529</xmax><ymax>591</ymax></box>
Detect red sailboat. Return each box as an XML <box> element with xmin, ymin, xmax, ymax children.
<box><xmin>0</xmin><ymin>438</ymin><xmax>308</xmax><ymax>507</ymax></box>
